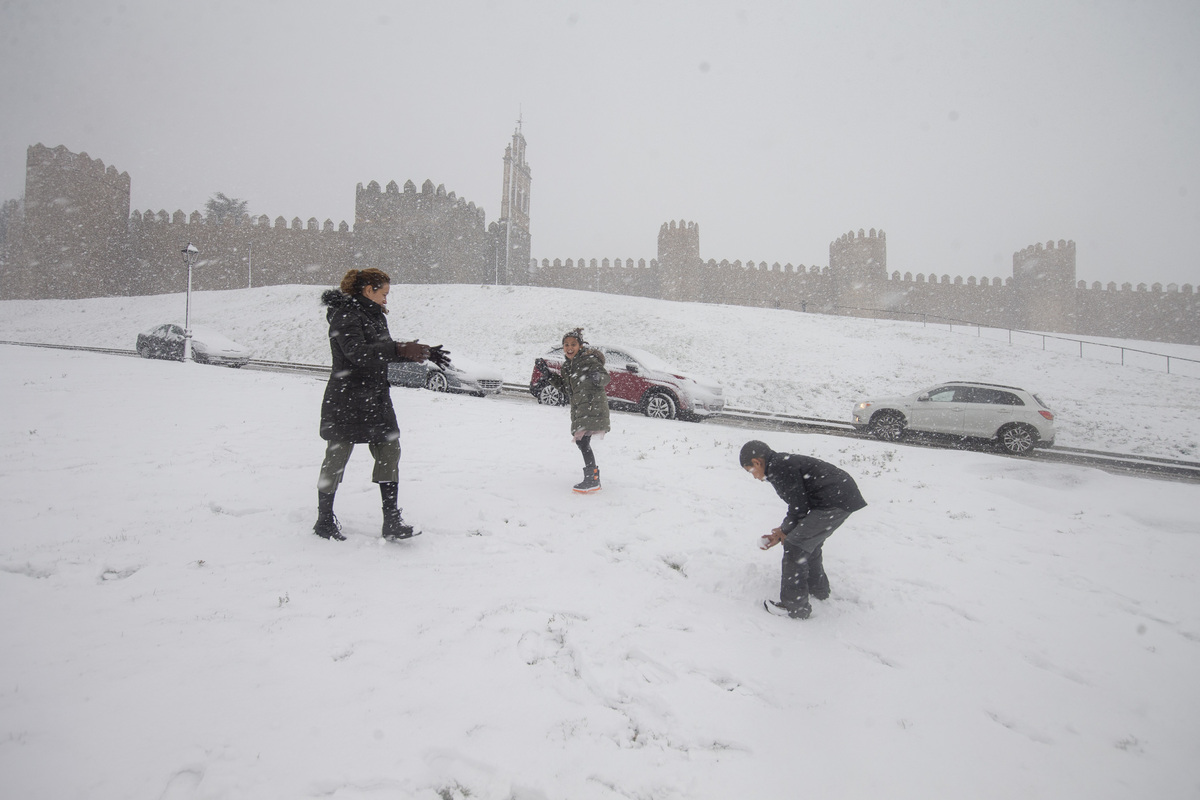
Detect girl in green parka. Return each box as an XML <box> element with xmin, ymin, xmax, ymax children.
<box><xmin>536</xmin><ymin>328</ymin><xmax>611</xmax><ymax>493</ymax></box>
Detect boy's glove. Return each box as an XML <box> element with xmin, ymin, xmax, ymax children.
<box><xmin>428</xmin><ymin>345</ymin><xmax>451</xmax><ymax>368</ymax></box>
<box><xmin>395</xmin><ymin>340</ymin><xmax>430</xmax><ymax>362</ymax></box>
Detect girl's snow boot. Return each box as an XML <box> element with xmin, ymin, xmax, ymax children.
<box><xmin>573</xmin><ymin>465</ymin><xmax>601</xmax><ymax>494</ymax></box>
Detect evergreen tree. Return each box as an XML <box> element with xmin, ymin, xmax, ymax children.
<box><xmin>205</xmin><ymin>192</ymin><xmax>249</xmax><ymax>225</ymax></box>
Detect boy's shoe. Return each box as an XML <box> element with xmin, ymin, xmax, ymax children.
<box><xmin>573</xmin><ymin>466</ymin><xmax>601</xmax><ymax>494</ymax></box>
<box><xmin>313</xmin><ymin>513</ymin><xmax>345</xmax><ymax>541</ymax></box>
<box><xmin>382</xmin><ymin>509</ymin><xmax>419</xmax><ymax>540</ymax></box>
<box><xmin>764</xmin><ymin>600</ymin><xmax>811</xmax><ymax>619</ymax></box>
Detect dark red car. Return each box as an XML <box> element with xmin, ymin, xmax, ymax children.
<box><xmin>529</xmin><ymin>344</ymin><xmax>724</xmax><ymax>421</ymax></box>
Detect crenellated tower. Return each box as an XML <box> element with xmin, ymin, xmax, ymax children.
<box><xmin>657</xmin><ymin>219</ymin><xmax>701</xmax><ymax>301</ymax></box>
<box><xmin>829</xmin><ymin>228</ymin><xmax>886</xmax><ymax>315</ymax></box>
<box><xmin>498</xmin><ymin>120</ymin><xmax>532</xmax><ymax>284</ymax></box>
<box><xmin>1013</xmin><ymin>239</ymin><xmax>1077</xmax><ymax>332</ymax></box>
<box><xmin>20</xmin><ymin>144</ymin><xmax>132</xmax><ymax>298</ymax></box>
<box><xmin>353</xmin><ymin>177</ymin><xmax>492</xmax><ymax>285</ymax></box>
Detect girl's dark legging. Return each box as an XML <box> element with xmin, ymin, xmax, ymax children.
<box><xmin>575</xmin><ymin>435</ymin><xmax>596</xmax><ymax>468</ymax></box>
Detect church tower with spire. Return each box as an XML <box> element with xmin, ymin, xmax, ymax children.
<box><xmin>498</xmin><ymin>119</ymin><xmax>532</xmax><ymax>284</ymax></box>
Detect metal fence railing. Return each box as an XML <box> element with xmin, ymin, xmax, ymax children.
<box><xmin>831</xmin><ymin>307</ymin><xmax>1200</xmax><ymax>377</ymax></box>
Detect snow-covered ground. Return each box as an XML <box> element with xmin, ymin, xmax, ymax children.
<box><xmin>1</xmin><ymin>286</ymin><xmax>1199</xmax><ymax>799</ymax></box>
<box><xmin>1</xmin><ymin>283</ymin><xmax>1198</xmax><ymax>459</ymax></box>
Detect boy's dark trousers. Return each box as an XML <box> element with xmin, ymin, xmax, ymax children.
<box><xmin>780</xmin><ymin>508</ymin><xmax>850</xmax><ymax>614</ymax></box>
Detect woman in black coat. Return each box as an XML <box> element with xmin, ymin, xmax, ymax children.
<box><xmin>313</xmin><ymin>268</ymin><xmax>448</xmax><ymax>541</ymax></box>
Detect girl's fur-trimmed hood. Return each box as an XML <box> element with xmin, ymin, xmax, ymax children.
<box><xmin>575</xmin><ymin>347</ymin><xmax>605</xmax><ymax>366</ymax></box>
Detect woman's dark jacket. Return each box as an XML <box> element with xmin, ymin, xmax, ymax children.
<box><xmin>765</xmin><ymin>450</ymin><xmax>868</xmax><ymax>535</ymax></box>
<box><xmin>544</xmin><ymin>348</ymin><xmax>611</xmax><ymax>435</ymax></box>
<box><xmin>319</xmin><ymin>289</ymin><xmax>412</xmax><ymax>443</ymax></box>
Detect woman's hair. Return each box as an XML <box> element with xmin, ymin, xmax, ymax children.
<box><xmin>339</xmin><ymin>268</ymin><xmax>391</xmax><ymax>296</ymax></box>
<box><xmin>562</xmin><ymin>327</ymin><xmax>586</xmax><ymax>346</ymax></box>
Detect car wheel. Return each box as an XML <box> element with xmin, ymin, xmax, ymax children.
<box><xmin>998</xmin><ymin>423</ymin><xmax>1037</xmax><ymax>455</ymax></box>
<box><xmin>869</xmin><ymin>410</ymin><xmax>906</xmax><ymax>441</ymax></box>
<box><xmin>643</xmin><ymin>391</ymin><xmax>678</xmax><ymax>420</ymax></box>
<box><xmin>537</xmin><ymin>383</ymin><xmax>565</xmax><ymax>406</ymax></box>
<box><xmin>426</xmin><ymin>371</ymin><xmax>448</xmax><ymax>392</ymax></box>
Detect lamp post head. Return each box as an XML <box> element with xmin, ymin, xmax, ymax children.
<box><xmin>182</xmin><ymin>243</ymin><xmax>199</xmax><ymax>265</ymax></box>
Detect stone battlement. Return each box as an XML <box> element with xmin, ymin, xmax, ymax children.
<box><xmin>1</xmin><ymin>141</ymin><xmax>1195</xmax><ymax>345</ymax></box>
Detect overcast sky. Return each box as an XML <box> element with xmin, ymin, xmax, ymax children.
<box><xmin>2</xmin><ymin>0</ymin><xmax>1198</xmax><ymax>286</ymax></box>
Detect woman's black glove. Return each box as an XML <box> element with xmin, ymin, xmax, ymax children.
<box><xmin>535</xmin><ymin>358</ymin><xmax>550</xmax><ymax>372</ymax></box>
<box><xmin>428</xmin><ymin>345</ymin><xmax>452</xmax><ymax>368</ymax></box>
<box><xmin>396</xmin><ymin>340</ymin><xmax>430</xmax><ymax>362</ymax></box>
<box><xmin>587</xmin><ymin>371</ymin><xmax>605</xmax><ymax>387</ymax></box>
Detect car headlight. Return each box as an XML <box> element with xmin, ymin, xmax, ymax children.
<box><xmin>856</xmin><ymin>402</ymin><xmax>872</xmax><ymax>410</ymax></box>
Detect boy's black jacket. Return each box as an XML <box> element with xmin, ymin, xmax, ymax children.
<box><xmin>766</xmin><ymin>451</ymin><xmax>867</xmax><ymax>534</ymax></box>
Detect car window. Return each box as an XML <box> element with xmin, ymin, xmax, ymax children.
<box><xmin>954</xmin><ymin>387</ymin><xmax>981</xmax><ymax>403</ymax></box>
<box><xmin>926</xmin><ymin>387</ymin><xmax>958</xmax><ymax>402</ymax></box>
<box><xmin>992</xmin><ymin>390</ymin><xmax>1024</xmax><ymax>406</ymax></box>
<box><xmin>623</xmin><ymin>347</ymin><xmax>677</xmax><ymax>373</ymax></box>
<box><xmin>970</xmin><ymin>388</ymin><xmax>1022</xmax><ymax>405</ymax></box>
<box><xmin>603</xmin><ymin>348</ymin><xmax>632</xmax><ymax>366</ymax></box>
<box><xmin>958</xmin><ymin>387</ymin><xmax>1026</xmax><ymax>405</ymax></box>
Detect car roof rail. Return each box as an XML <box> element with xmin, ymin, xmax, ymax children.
<box><xmin>950</xmin><ymin>380</ymin><xmax>1025</xmax><ymax>391</ymax></box>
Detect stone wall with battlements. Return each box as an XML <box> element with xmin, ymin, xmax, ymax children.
<box><xmin>535</xmin><ymin>226</ymin><xmax>1198</xmax><ymax>344</ymax></box>
<box><xmin>125</xmin><ymin>211</ymin><xmax>355</xmax><ymax>296</ymax></box>
<box><xmin>2</xmin><ymin>144</ymin><xmax>1196</xmax><ymax>345</ymax></box>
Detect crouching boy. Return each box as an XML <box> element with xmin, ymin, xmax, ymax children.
<box><xmin>740</xmin><ymin>440</ymin><xmax>867</xmax><ymax>619</ymax></box>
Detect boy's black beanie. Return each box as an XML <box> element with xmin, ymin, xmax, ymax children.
<box><xmin>739</xmin><ymin>440</ymin><xmax>774</xmax><ymax>467</ymax></box>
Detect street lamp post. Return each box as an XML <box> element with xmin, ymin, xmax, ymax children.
<box><xmin>181</xmin><ymin>243</ymin><xmax>199</xmax><ymax>361</ymax></box>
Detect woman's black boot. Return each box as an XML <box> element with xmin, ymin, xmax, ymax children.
<box><xmin>313</xmin><ymin>491</ymin><xmax>345</xmax><ymax>540</ymax></box>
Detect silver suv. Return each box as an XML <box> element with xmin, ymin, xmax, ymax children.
<box><xmin>852</xmin><ymin>381</ymin><xmax>1056</xmax><ymax>455</ymax></box>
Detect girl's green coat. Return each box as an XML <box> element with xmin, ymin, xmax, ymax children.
<box><xmin>545</xmin><ymin>348</ymin><xmax>612</xmax><ymax>435</ymax></box>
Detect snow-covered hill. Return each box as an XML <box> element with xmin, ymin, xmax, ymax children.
<box><xmin>2</xmin><ymin>283</ymin><xmax>1198</xmax><ymax>458</ymax></box>
<box><xmin>1</xmin><ymin>338</ymin><xmax>1198</xmax><ymax>799</ymax></box>
<box><xmin>2</xmin><ymin>345</ymin><xmax>1200</xmax><ymax>800</ymax></box>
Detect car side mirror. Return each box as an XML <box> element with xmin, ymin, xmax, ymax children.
<box><xmin>917</xmin><ymin>393</ymin><xmax>929</xmax><ymax>402</ymax></box>
<box><xmin>625</xmin><ymin>364</ymin><xmax>639</xmax><ymax>373</ymax></box>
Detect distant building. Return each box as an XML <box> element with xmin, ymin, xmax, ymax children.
<box><xmin>1</xmin><ymin>134</ymin><xmax>1196</xmax><ymax>345</ymax></box>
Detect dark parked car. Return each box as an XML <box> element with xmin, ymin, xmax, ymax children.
<box><xmin>530</xmin><ymin>344</ymin><xmax>724</xmax><ymax>421</ymax></box>
<box><xmin>135</xmin><ymin>324</ymin><xmax>252</xmax><ymax>367</ymax></box>
<box><xmin>387</xmin><ymin>355</ymin><xmax>503</xmax><ymax>397</ymax></box>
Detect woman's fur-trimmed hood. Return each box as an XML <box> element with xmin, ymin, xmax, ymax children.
<box><xmin>321</xmin><ymin>289</ymin><xmax>352</xmax><ymax>308</ymax></box>
<box><xmin>322</xmin><ymin>288</ymin><xmax>388</xmax><ymax>314</ymax></box>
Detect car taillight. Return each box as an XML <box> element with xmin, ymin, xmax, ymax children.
<box><xmin>1039</xmin><ymin>410</ymin><xmax>1054</xmax><ymax>421</ymax></box>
